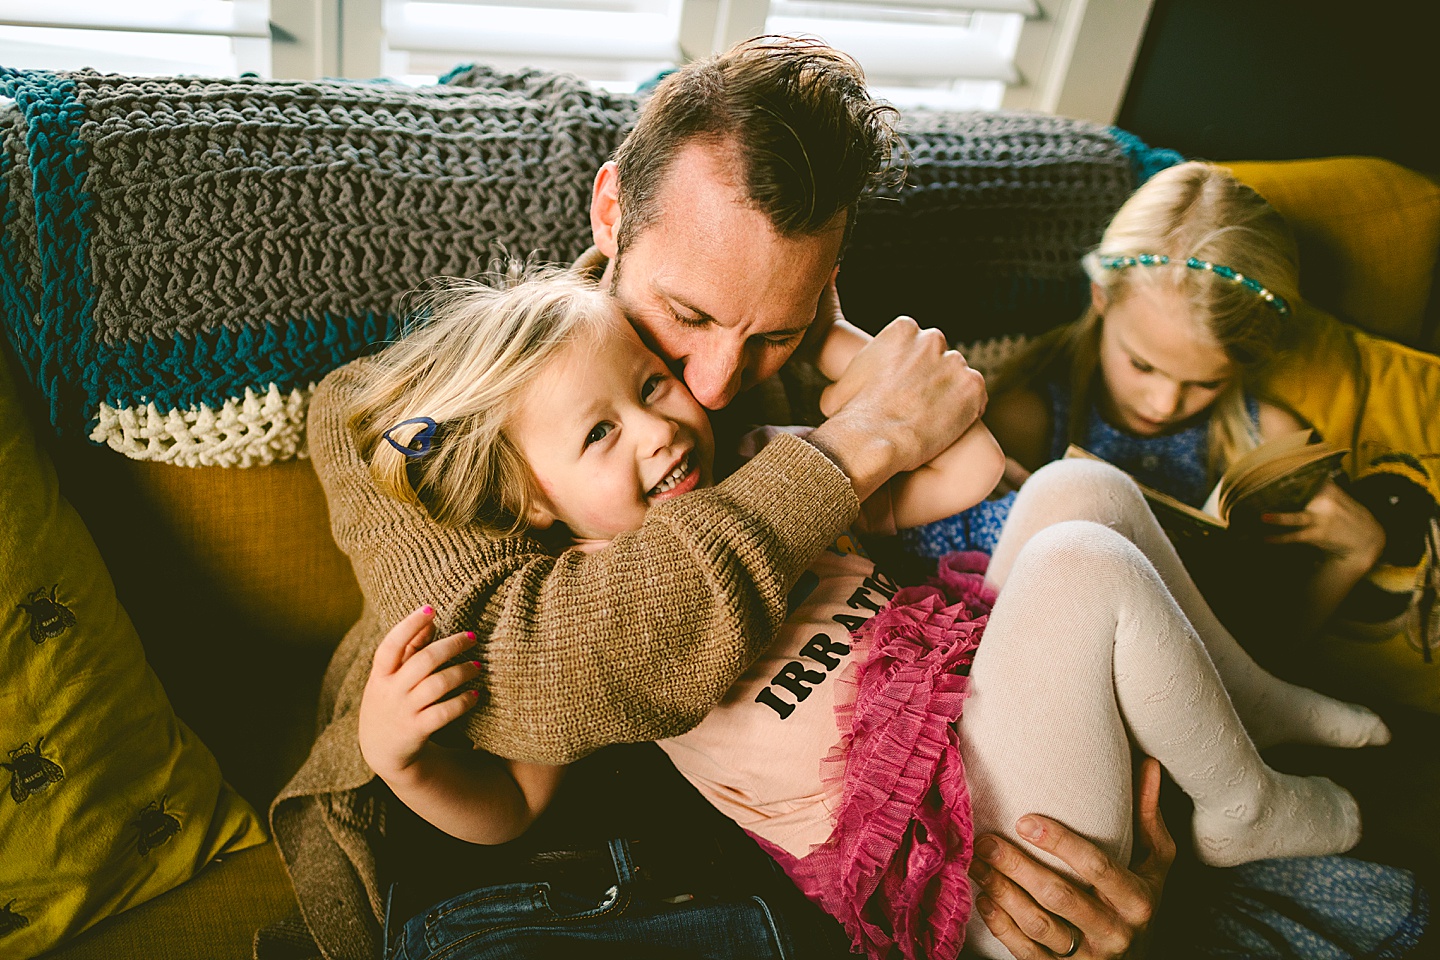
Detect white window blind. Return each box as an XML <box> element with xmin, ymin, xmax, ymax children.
<box><xmin>0</xmin><ymin>0</ymin><xmax>1154</xmax><ymax>123</ymax></box>
<box><xmin>766</xmin><ymin>0</ymin><xmax>1031</xmax><ymax>110</ymax></box>
<box><xmin>0</xmin><ymin>0</ymin><xmax>272</xmax><ymax>77</ymax></box>
<box><xmin>376</xmin><ymin>0</ymin><xmax>684</xmax><ymax>89</ymax></box>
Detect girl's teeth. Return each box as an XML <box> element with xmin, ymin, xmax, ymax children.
<box><xmin>652</xmin><ymin>458</ymin><xmax>689</xmax><ymax>495</ymax></box>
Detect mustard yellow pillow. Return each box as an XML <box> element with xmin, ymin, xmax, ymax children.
<box><xmin>0</xmin><ymin>354</ymin><xmax>266</xmax><ymax>959</ymax></box>
<box><xmin>1224</xmin><ymin>157</ymin><xmax>1440</xmax><ymax>346</ymax></box>
<box><xmin>1258</xmin><ymin>304</ymin><xmax>1440</xmax><ymax>712</ymax></box>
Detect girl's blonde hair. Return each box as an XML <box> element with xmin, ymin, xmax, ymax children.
<box><xmin>991</xmin><ymin>161</ymin><xmax>1301</xmax><ymax>478</ymax></box>
<box><xmin>349</xmin><ymin>264</ymin><xmax>612</xmax><ymax>533</ymax></box>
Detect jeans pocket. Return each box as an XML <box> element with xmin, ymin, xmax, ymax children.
<box><xmin>416</xmin><ymin>883</ymin><xmax>550</xmax><ymax>954</ymax></box>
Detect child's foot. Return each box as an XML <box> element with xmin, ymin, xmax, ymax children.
<box><xmin>1238</xmin><ymin>684</ymin><xmax>1390</xmax><ymax>750</ymax></box>
<box><xmin>1193</xmin><ymin>772</ymin><xmax>1361</xmax><ymax>868</ymax></box>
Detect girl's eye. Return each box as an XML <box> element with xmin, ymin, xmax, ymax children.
<box><xmin>1130</xmin><ymin>357</ymin><xmax>1154</xmax><ymax>373</ymax></box>
<box><xmin>641</xmin><ymin>374</ymin><xmax>667</xmax><ymax>402</ymax></box>
<box><xmin>585</xmin><ymin>423</ymin><xmax>612</xmax><ymax>446</ymax></box>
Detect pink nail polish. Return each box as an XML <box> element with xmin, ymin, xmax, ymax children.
<box><xmin>421</xmin><ymin>605</ymin><xmax>434</xmax><ymax>616</ymax></box>
<box><xmin>465</xmin><ymin>631</ymin><xmax>476</xmax><ymax>640</ymax></box>
<box><xmin>471</xmin><ymin>661</ymin><xmax>482</xmax><ymax>669</ymax></box>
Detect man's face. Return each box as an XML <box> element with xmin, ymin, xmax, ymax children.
<box><xmin>592</xmin><ymin>142</ymin><xmax>846</xmax><ymax>410</ymax></box>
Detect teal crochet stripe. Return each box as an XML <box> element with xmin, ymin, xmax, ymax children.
<box><xmin>0</xmin><ymin>73</ymin><xmax>39</xmax><ymax>379</ymax></box>
<box><xmin>101</xmin><ymin>311</ymin><xmax>402</xmax><ymax>412</ymax></box>
<box><xmin>1108</xmin><ymin>127</ymin><xmax>1185</xmax><ymax>186</ymax></box>
<box><xmin>0</xmin><ymin>68</ymin><xmax>94</xmax><ymax>431</ymax></box>
<box><xmin>0</xmin><ymin>69</ymin><xmax>400</xmax><ymax>425</ymax></box>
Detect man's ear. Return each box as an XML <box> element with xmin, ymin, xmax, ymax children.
<box><xmin>1090</xmin><ymin>281</ymin><xmax>1107</xmax><ymax>316</ymax></box>
<box><xmin>591</xmin><ymin>161</ymin><xmax>621</xmax><ymax>260</ymax></box>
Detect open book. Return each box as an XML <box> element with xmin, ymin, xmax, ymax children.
<box><xmin>1064</xmin><ymin>430</ymin><xmax>1347</xmax><ymax>540</ymax></box>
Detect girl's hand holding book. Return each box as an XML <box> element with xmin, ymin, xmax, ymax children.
<box><xmin>1261</xmin><ymin>479</ymin><xmax>1387</xmax><ymax>568</ymax></box>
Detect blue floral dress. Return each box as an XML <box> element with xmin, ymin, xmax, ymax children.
<box><xmin>900</xmin><ymin>383</ymin><xmax>1259</xmax><ymax>557</ymax></box>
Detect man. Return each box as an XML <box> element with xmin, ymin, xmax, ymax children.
<box><xmin>277</xmin><ymin>35</ymin><xmax>1430</xmax><ymax>960</ymax></box>
<box><xmin>580</xmin><ymin>36</ymin><xmax>1172</xmax><ymax>958</ymax></box>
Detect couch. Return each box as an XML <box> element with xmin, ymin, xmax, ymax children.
<box><xmin>2</xmin><ymin>65</ymin><xmax>1437</xmax><ymax>960</ymax></box>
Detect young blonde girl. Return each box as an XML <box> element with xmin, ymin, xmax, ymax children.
<box><xmin>351</xmin><ymin>265</ymin><xmax>1388</xmax><ymax>960</ymax></box>
<box><xmin>920</xmin><ymin>161</ymin><xmax>1386</xmax><ymax>636</ymax></box>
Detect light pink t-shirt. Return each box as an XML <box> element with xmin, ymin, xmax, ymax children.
<box><xmin>657</xmin><ymin>534</ymin><xmax>900</xmax><ymax>857</ymax></box>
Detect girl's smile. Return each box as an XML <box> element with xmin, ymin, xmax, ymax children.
<box><xmin>508</xmin><ymin>303</ymin><xmax>716</xmax><ymax>542</ymax></box>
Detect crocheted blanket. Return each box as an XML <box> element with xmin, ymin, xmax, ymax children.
<box><xmin>0</xmin><ymin>65</ymin><xmax>633</xmax><ymax>465</ymax></box>
<box><xmin>0</xmin><ymin>64</ymin><xmax>1163</xmax><ymax>467</ymax></box>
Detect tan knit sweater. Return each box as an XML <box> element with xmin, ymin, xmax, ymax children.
<box><xmin>268</xmin><ymin>358</ymin><xmax>859</xmax><ymax>959</ymax></box>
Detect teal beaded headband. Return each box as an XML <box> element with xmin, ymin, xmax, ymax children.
<box><xmin>1098</xmin><ymin>253</ymin><xmax>1291</xmax><ymax>317</ymax></box>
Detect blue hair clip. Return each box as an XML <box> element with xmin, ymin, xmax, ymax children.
<box><xmin>383</xmin><ymin>417</ymin><xmax>439</xmax><ymax>458</ymax></box>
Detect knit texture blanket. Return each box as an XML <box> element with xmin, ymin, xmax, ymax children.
<box><xmin>1</xmin><ymin>63</ymin><xmax>1164</xmax><ymax>467</ymax></box>
<box><xmin>0</xmin><ymin>65</ymin><xmax>634</xmax><ymax>466</ymax></box>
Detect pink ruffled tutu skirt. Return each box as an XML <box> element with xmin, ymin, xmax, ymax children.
<box><xmin>754</xmin><ymin>551</ymin><xmax>994</xmax><ymax>960</ymax></box>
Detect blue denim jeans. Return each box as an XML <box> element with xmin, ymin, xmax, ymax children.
<box><xmin>386</xmin><ymin>838</ymin><xmax>851</xmax><ymax>960</ymax></box>
<box><xmin>1175</xmin><ymin>856</ymin><xmax>1433</xmax><ymax>960</ymax></box>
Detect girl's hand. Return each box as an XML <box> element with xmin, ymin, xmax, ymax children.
<box><xmin>1262</xmin><ymin>479</ymin><xmax>1386</xmax><ymax>568</ymax></box>
<box><xmin>358</xmin><ymin>605</ymin><xmax>481</xmax><ymax>782</ymax></box>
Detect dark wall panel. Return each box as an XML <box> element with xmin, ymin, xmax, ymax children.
<box><xmin>1117</xmin><ymin>0</ymin><xmax>1437</xmax><ymax>174</ymax></box>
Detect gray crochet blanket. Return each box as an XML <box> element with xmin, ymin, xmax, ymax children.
<box><xmin>0</xmin><ymin>63</ymin><xmax>1146</xmax><ymax>466</ymax></box>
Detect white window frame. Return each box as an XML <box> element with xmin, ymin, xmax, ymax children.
<box><xmin>0</xmin><ymin>0</ymin><xmax>1154</xmax><ymax>124</ymax></box>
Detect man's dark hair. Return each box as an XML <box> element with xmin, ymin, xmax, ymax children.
<box><xmin>612</xmin><ymin>35</ymin><xmax>899</xmax><ymax>253</ymax></box>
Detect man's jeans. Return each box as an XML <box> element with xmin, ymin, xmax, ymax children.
<box><xmin>386</xmin><ymin>837</ymin><xmax>852</xmax><ymax>960</ymax></box>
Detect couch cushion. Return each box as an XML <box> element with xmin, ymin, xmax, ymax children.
<box><xmin>0</xmin><ymin>353</ymin><xmax>267</xmax><ymax>959</ymax></box>
<box><xmin>38</xmin><ymin>842</ymin><xmax>298</xmax><ymax>960</ymax></box>
<box><xmin>1224</xmin><ymin>157</ymin><xmax>1440</xmax><ymax>347</ymax></box>
<box><xmin>42</xmin><ymin>441</ymin><xmax>363</xmax><ymax>808</ymax></box>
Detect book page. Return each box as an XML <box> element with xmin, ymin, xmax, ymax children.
<box><xmin>1225</xmin><ymin>449</ymin><xmax>1348</xmax><ymax>527</ymax></box>
<box><xmin>1215</xmin><ymin>430</ymin><xmax>1347</xmax><ymax>522</ymax></box>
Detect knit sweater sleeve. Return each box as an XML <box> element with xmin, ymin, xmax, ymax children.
<box><xmin>309</xmin><ymin>361</ymin><xmax>860</xmax><ymax>764</ymax></box>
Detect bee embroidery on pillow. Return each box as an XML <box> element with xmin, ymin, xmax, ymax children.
<box><xmin>0</xmin><ymin>900</ymin><xmax>30</xmax><ymax>937</ymax></box>
<box><xmin>17</xmin><ymin>584</ymin><xmax>77</xmax><ymax>644</ymax></box>
<box><xmin>134</xmin><ymin>796</ymin><xmax>182</xmax><ymax>855</ymax></box>
<box><xmin>3</xmin><ymin>739</ymin><xmax>65</xmax><ymax>803</ymax></box>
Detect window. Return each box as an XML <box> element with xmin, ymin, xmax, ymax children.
<box><xmin>0</xmin><ymin>0</ymin><xmax>271</xmax><ymax>77</ymax></box>
<box><xmin>765</xmin><ymin>0</ymin><xmax>1029</xmax><ymax>111</ymax></box>
<box><xmin>379</xmin><ymin>0</ymin><xmax>682</xmax><ymax>89</ymax></box>
<box><xmin>0</xmin><ymin>0</ymin><xmax>1154</xmax><ymax>123</ymax></box>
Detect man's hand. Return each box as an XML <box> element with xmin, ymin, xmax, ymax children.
<box><xmin>968</xmin><ymin>758</ymin><xmax>1176</xmax><ymax>959</ymax></box>
<box><xmin>358</xmin><ymin>605</ymin><xmax>481</xmax><ymax>783</ymax></box>
<box><xmin>808</xmin><ymin>315</ymin><xmax>987</xmax><ymax>501</ymax></box>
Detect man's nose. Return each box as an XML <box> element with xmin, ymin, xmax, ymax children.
<box><xmin>683</xmin><ymin>344</ymin><xmax>745</xmax><ymax>410</ymax></box>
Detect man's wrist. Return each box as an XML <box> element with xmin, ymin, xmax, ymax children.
<box><xmin>807</xmin><ymin>415</ymin><xmax>900</xmax><ymax>502</ymax></box>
